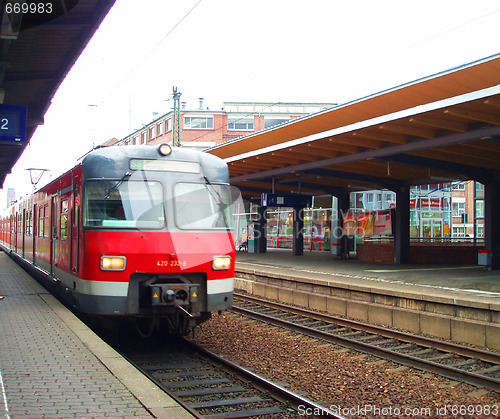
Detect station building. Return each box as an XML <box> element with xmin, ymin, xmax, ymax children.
<box><xmin>353</xmin><ymin>181</ymin><xmax>485</xmax><ymax>241</ymax></box>
<box><xmin>113</xmin><ymin>100</ymin><xmax>336</xmax><ymax>150</ymax></box>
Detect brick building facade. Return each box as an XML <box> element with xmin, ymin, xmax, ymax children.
<box><xmin>114</xmin><ymin>101</ymin><xmax>336</xmax><ymax>150</ymax></box>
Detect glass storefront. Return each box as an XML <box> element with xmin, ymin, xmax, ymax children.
<box><xmin>232</xmin><ymin>182</ymin><xmax>479</xmax><ymax>252</ymax></box>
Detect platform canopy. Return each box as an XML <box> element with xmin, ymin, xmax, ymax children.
<box><xmin>0</xmin><ymin>0</ymin><xmax>115</xmax><ymax>188</ymax></box>
<box><xmin>208</xmin><ymin>54</ymin><xmax>500</xmax><ymax>200</ymax></box>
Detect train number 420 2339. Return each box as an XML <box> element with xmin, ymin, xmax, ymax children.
<box><xmin>157</xmin><ymin>260</ymin><xmax>187</xmax><ymax>267</ymax></box>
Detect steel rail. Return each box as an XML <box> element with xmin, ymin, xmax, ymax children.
<box><xmin>183</xmin><ymin>339</ymin><xmax>343</xmax><ymax>418</ymax></box>
<box><xmin>232</xmin><ymin>293</ymin><xmax>500</xmax><ymax>393</ymax></box>
<box><xmin>125</xmin><ymin>337</ymin><xmax>343</xmax><ymax>418</ymax></box>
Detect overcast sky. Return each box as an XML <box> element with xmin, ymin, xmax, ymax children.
<box><xmin>1</xmin><ymin>0</ymin><xmax>500</xmax><ymax>208</ymax></box>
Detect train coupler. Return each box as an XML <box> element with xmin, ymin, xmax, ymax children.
<box><xmin>149</xmin><ymin>284</ymin><xmax>200</xmax><ymax>316</ymax></box>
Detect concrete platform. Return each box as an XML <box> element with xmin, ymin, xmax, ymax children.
<box><xmin>235</xmin><ymin>249</ymin><xmax>500</xmax><ymax>351</ymax></box>
<box><xmin>0</xmin><ymin>251</ymin><xmax>193</xmax><ymax>419</ymax></box>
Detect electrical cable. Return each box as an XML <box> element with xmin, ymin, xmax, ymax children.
<box><xmin>99</xmin><ymin>0</ymin><xmax>203</xmax><ymax>103</ymax></box>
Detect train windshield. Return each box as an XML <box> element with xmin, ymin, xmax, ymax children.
<box><xmin>174</xmin><ymin>182</ymin><xmax>232</xmax><ymax>230</ymax></box>
<box><xmin>83</xmin><ymin>179</ymin><xmax>165</xmax><ymax>229</ymax></box>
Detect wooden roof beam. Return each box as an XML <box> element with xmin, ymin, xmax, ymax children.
<box><xmin>308</xmin><ymin>141</ymin><xmax>359</xmax><ymax>154</ymax></box>
<box><xmin>379</xmin><ymin>123</ymin><xmax>435</xmax><ymax>139</ymax></box>
<box><xmin>444</xmin><ymin>108</ymin><xmax>500</xmax><ymax>125</ymax></box>
<box><xmin>274</xmin><ymin>147</ymin><xmax>339</xmax><ymax>161</ymax></box>
<box><xmin>351</xmin><ymin>130</ymin><xmax>407</xmax><ymax>144</ymax></box>
<box><xmin>257</xmin><ymin>152</ymin><xmax>303</xmax><ymax>165</ymax></box>
<box><xmin>408</xmin><ymin>115</ymin><xmax>468</xmax><ymax>132</ymax></box>
<box><xmin>410</xmin><ymin>149</ymin><xmax>500</xmax><ymax>170</ymax></box>
<box><xmin>340</xmin><ymin>134</ymin><xmax>383</xmax><ymax>149</ymax></box>
<box><xmin>483</xmin><ymin>97</ymin><xmax>500</xmax><ymax>109</ymax></box>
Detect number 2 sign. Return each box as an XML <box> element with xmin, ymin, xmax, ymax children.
<box><xmin>0</xmin><ymin>104</ymin><xmax>27</xmax><ymax>143</ymax></box>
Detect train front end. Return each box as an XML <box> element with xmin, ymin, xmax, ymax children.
<box><xmin>80</xmin><ymin>144</ymin><xmax>237</xmax><ymax>334</ymax></box>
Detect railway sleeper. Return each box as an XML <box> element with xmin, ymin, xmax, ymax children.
<box><xmin>173</xmin><ymin>386</ymin><xmax>247</xmax><ymax>397</ymax></box>
<box><xmin>187</xmin><ymin>396</ymin><xmax>265</xmax><ymax>409</ymax></box>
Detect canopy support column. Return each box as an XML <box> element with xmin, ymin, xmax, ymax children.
<box><xmin>394</xmin><ymin>187</ymin><xmax>410</xmax><ymax>264</ymax></box>
<box><xmin>484</xmin><ymin>178</ymin><xmax>500</xmax><ymax>270</ymax></box>
<box><xmin>292</xmin><ymin>207</ymin><xmax>304</xmax><ymax>256</ymax></box>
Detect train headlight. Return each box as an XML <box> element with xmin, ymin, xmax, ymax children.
<box><xmin>158</xmin><ymin>143</ymin><xmax>172</xmax><ymax>156</ymax></box>
<box><xmin>212</xmin><ymin>255</ymin><xmax>231</xmax><ymax>270</ymax></box>
<box><xmin>100</xmin><ymin>256</ymin><xmax>127</xmax><ymax>271</ymax></box>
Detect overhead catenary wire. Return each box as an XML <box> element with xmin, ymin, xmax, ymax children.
<box><xmin>98</xmin><ymin>0</ymin><xmax>204</xmax><ymax>104</ymax></box>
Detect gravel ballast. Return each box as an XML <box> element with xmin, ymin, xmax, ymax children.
<box><xmin>190</xmin><ymin>312</ymin><xmax>500</xmax><ymax>418</ymax></box>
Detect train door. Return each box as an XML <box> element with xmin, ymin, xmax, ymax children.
<box><xmin>50</xmin><ymin>196</ymin><xmax>57</xmax><ymax>276</ymax></box>
<box><xmin>13</xmin><ymin>213</ymin><xmax>17</xmax><ymax>251</ymax></box>
<box><xmin>58</xmin><ymin>195</ymin><xmax>70</xmax><ymax>273</ymax></box>
<box><xmin>22</xmin><ymin>209</ymin><xmax>26</xmax><ymax>258</ymax></box>
<box><xmin>71</xmin><ymin>181</ymin><xmax>79</xmax><ymax>274</ymax></box>
<box><xmin>33</xmin><ymin>204</ymin><xmax>37</xmax><ymax>264</ymax></box>
<box><xmin>17</xmin><ymin>212</ymin><xmax>21</xmax><ymax>252</ymax></box>
<box><xmin>10</xmin><ymin>214</ymin><xmax>14</xmax><ymax>250</ymax></box>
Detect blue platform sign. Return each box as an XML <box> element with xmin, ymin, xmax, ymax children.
<box><xmin>0</xmin><ymin>105</ymin><xmax>27</xmax><ymax>143</ymax></box>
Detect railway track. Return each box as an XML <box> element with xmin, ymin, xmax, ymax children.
<box><xmin>231</xmin><ymin>293</ymin><xmax>500</xmax><ymax>393</ymax></box>
<box><xmin>122</xmin><ymin>337</ymin><xmax>341</xmax><ymax>418</ymax></box>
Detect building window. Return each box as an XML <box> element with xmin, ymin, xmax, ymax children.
<box><xmin>475</xmin><ymin>182</ymin><xmax>484</xmax><ymax>199</ymax></box>
<box><xmin>228</xmin><ymin>117</ymin><xmax>254</xmax><ymax>130</ymax></box>
<box><xmin>157</xmin><ymin>122</ymin><xmax>163</xmax><ymax>136</ymax></box>
<box><xmin>166</xmin><ymin>118</ymin><xmax>172</xmax><ymax>132</ymax></box>
<box><xmin>265</xmin><ymin>118</ymin><xmax>289</xmax><ymax>129</ymax></box>
<box><xmin>475</xmin><ymin>200</ymin><xmax>484</xmax><ymax>218</ymax></box>
<box><xmin>141</xmin><ymin>131</ymin><xmax>146</xmax><ymax>144</ymax></box>
<box><xmin>452</xmin><ymin>181</ymin><xmax>465</xmax><ymax>190</ymax></box>
<box><xmin>184</xmin><ymin>116</ymin><xmax>214</xmax><ymax>129</ymax></box>
<box><xmin>452</xmin><ymin>226</ymin><xmax>465</xmax><ymax>237</ymax></box>
<box><xmin>382</xmin><ymin>192</ymin><xmax>396</xmax><ymax>208</ymax></box>
<box><xmin>452</xmin><ymin>202</ymin><xmax>465</xmax><ymax>217</ymax></box>
<box><xmin>149</xmin><ymin>126</ymin><xmax>155</xmax><ymax>139</ymax></box>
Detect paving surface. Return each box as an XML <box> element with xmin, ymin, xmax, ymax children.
<box><xmin>0</xmin><ymin>252</ymin><xmax>193</xmax><ymax>419</ymax></box>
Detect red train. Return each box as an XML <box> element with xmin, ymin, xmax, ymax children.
<box><xmin>0</xmin><ymin>144</ymin><xmax>236</xmax><ymax>335</ymax></box>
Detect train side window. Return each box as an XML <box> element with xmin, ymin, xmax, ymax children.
<box><xmin>43</xmin><ymin>204</ymin><xmax>49</xmax><ymax>237</ymax></box>
<box><xmin>60</xmin><ymin>198</ymin><xmax>69</xmax><ymax>240</ymax></box>
<box><xmin>38</xmin><ymin>206</ymin><xmax>44</xmax><ymax>237</ymax></box>
<box><xmin>25</xmin><ymin>210</ymin><xmax>32</xmax><ymax>236</ymax></box>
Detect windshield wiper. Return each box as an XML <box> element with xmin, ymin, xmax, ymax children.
<box><xmin>104</xmin><ymin>172</ymin><xmax>131</xmax><ymax>200</ymax></box>
<box><xmin>203</xmin><ymin>176</ymin><xmax>230</xmax><ymax>229</ymax></box>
